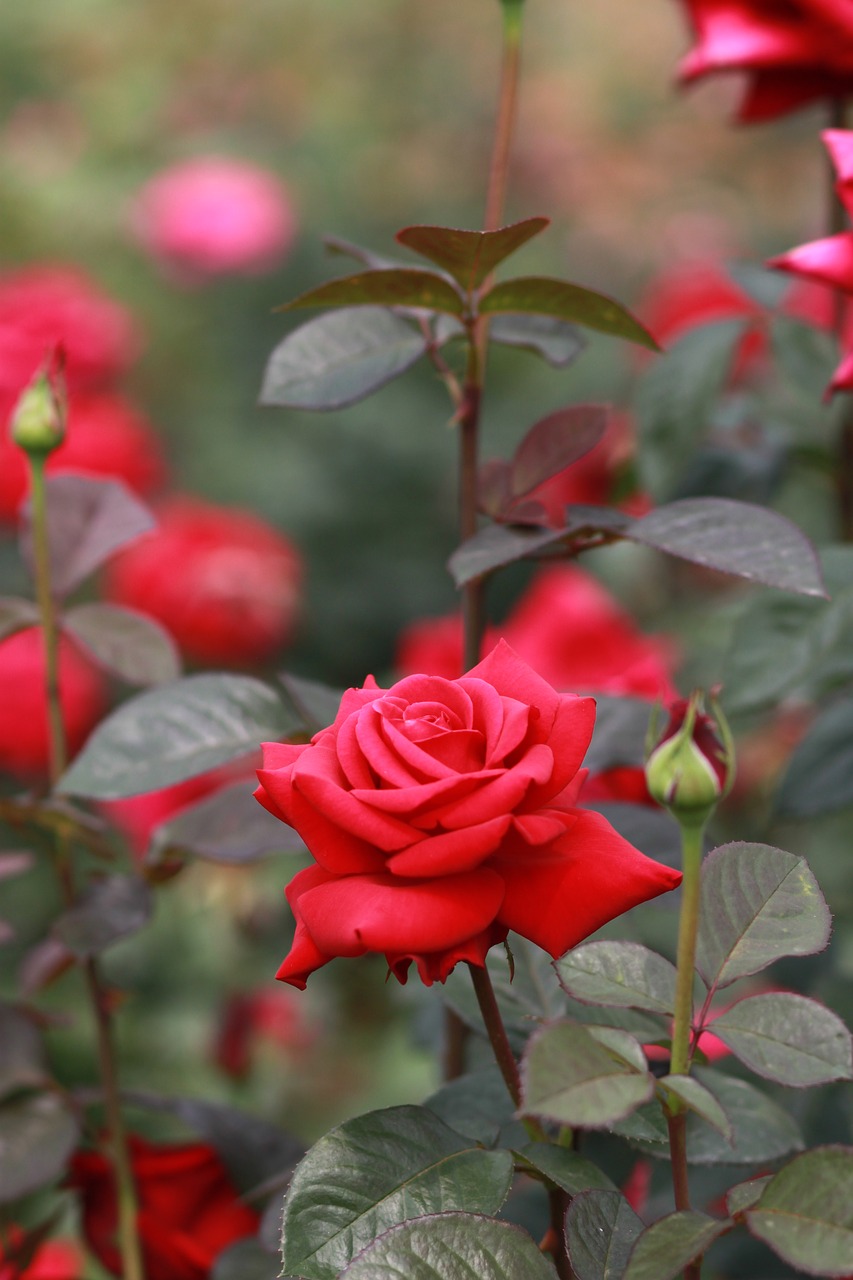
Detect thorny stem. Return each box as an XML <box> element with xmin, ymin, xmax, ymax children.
<box><xmin>26</xmin><ymin>456</ymin><xmax>146</xmax><ymax>1280</ymax></box>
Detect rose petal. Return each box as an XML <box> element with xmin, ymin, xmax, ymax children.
<box><xmin>293</xmin><ymin>741</ymin><xmax>422</xmax><ymax>851</ymax></box>
<box><xmin>493</xmin><ymin>809</ymin><xmax>681</xmax><ymax>958</ymax></box>
<box><xmin>386</xmin><ymin>814</ymin><xmax>512</xmax><ymax>877</ymax></box>
<box><xmin>387</xmin><ymin>921</ymin><xmax>509</xmax><ymax>986</ymax></box>
<box><xmin>525</xmin><ymin>693</ymin><xmax>596</xmax><ymax>809</ymax></box>
<box><xmin>771</xmin><ymin>233</ymin><xmax>853</xmax><ymax>293</ymax></box>
<box><xmin>286</xmin><ymin>780</ymin><xmax>389</xmax><ymax>874</ymax></box>
<box><xmin>465</xmin><ymin>640</ymin><xmax>560</xmax><ymax>737</ymax></box>
<box><xmin>425</xmin><ymin>742</ymin><xmax>554</xmax><ymax>829</ymax></box>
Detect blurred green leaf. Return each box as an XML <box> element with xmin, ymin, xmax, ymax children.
<box><xmin>622</xmin><ymin>1211</ymin><xmax>730</xmax><ymax>1280</ymax></box>
<box><xmin>0</xmin><ymin>1092</ymin><xmax>78</xmax><ymax>1203</ymax></box>
<box><xmin>212</xmin><ymin>1239</ymin><xmax>280</xmax><ymax>1280</ymax></box>
<box><xmin>745</xmin><ymin>1147</ymin><xmax>853</xmax><ymax>1276</ymax></box>
<box><xmin>260</xmin><ymin>307</ymin><xmax>428</xmax><ymax>411</ymax></box>
<box><xmin>556</xmin><ymin>941</ymin><xmax>677</xmax><ymax>1016</ymax></box>
<box><xmin>0</xmin><ymin>1004</ymin><xmax>48</xmax><ymax>1101</ymax></box>
<box><xmin>488</xmin><ymin>313</ymin><xmax>585</xmax><ymax>367</ymax></box>
<box><xmin>278</xmin><ymin>671</ymin><xmax>344</xmax><ymax>734</ymax></box>
<box><xmin>725</xmin><ymin>1175</ymin><xmax>773</xmax><ymax>1217</ymax></box>
<box><xmin>695</xmin><ymin>842</ymin><xmax>832</xmax><ymax>990</ymax></box>
<box><xmin>277</xmin><ymin>269</ymin><xmax>465</xmax><ymax>317</ymax></box>
<box><xmin>281</xmin><ymin>1105</ymin><xmax>514</xmax><ymax>1280</ymax></box>
<box><xmin>480</xmin><ymin>277</ymin><xmax>658</xmax><ymax>350</ymax></box>
<box><xmin>55</xmin><ymin>874</ymin><xmax>153</xmax><ymax>957</ymax></box>
<box><xmin>64</xmin><ymin>603</ymin><xmax>181</xmax><ymax>686</ymax></box>
<box><xmin>0</xmin><ymin>596</ymin><xmax>39</xmax><ymax>641</ymax></box>
<box><xmin>339</xmin><ymin>1213</ymin><xmax>558</xmax><ymax>1280</ymax></box>
<box><xmin>149</xmin><ymin>778</ymin><xmax>299</xmax><ymax>866</ymax></box>
<box><xmin>635</xmin><ymin>321</ymin><xmax>747</xmax><ymax>500</ymax></box>
<box><xmin>424</xmin><ymin>1064</ymin><xmax>518</xmax><ymax>1146</ymax></box>
<box><xmin>396</xmin><ymin>218</ymin><xmax>549</xmax><ymax>291</ymax></box>
<box><xmin>520</xmin><ymin>1020</ymin><xmax>653</xmax><ymax>1129</ymax></box>
<box><xmin>565</xmin><ymin>1189</ymin><xmax>643</xmax><ymax>1280</ymax></box>
<box><xmin>58</xmin><ymin>674</ymin><xmax>297</xmax><ymax>799</ymax></box>
<box><xmin>777</xmin><ymin>696</ymin><xmax>853</xmax><ymax>817</ymax></box>
<box><xmin>709</xmin><ymin>993</ymin><xmax>852</xmax><ymax>1087</ymax></box>
<box><xmin>448</xmin><ymin>522</ymin><xmax>568</xmax><ymax>585</ymax></box>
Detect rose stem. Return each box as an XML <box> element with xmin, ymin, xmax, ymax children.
<box><xmin>826</xmin><ymin>98</ymin><xmax>853</xmax><ymax>540</ymax></box>
<box><xmin>27</xmin><ymin>457</ymin><xmax>146</xmax><ymax>1280</ymax></box>
<box><xmin>664</xmin><ymin>818</ymin><xmax>705</xmax><ymax>1280</ymax></box>
<box><xmin>445</xmin><ymin>0</ymin><xmax>528</xmax><ymax>1081</ymax></box>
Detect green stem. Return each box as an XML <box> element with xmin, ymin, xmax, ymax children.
<box><xmin>827</xmin><ymin>99</ymin><xmax>853</xmax><ymax>541</ymax></box>
<box><xmin>484</xmin><ymin>1</ymin><xmax>524</xmax><ymax>236</ymax></box>
<box><xmin>669</xmin><ymin>821</ymin><xmax>704</xmax><ymax>1079</ymax></box>
<box><xmin>25</xmin><ymin>455</ymin><xmax>146</xmax><ymax>1280</ymax></box>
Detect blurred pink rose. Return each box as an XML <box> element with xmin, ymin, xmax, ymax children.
<box><xmin>131</xmin><ymin>157</ymin><xmax>297</xmax><ymax>281</ymax></box>
<box><xmin>675</xmin><ymin>0</ymin><xmax>853</xmax><ymax>123</ymax></box>
<box><xmin>104</xmin><ymin>497</ymin><xmax>303</xmax><ymax>667</ymax></box>
<box><xmin>0</xmin><ymin>266</ymin><xmax>140</xmax><ymax>402</ymax></box>
<box><xmin>770</xmin><ymin>129</ymin><xmax>853</xmax><ymax>394</ymax></box>
<box><xmin>0</xmin><ymin>391</ymin><xmax>167</xmax><ymax>525</ymax></box>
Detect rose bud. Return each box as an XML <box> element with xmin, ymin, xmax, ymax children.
<box><xmin>645</xmin><ymin>690</ymin><xmax>735</xmax><ymax>827</ymax></box>
<box><xmin>10</xmin><ymin>363</ymin><xmax>66</xmax><ymax>457</ymax></box>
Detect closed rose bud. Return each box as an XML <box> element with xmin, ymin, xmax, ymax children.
<box><xmin>645</xmin><ymin>691</ymin><xmax>734</xmax><ymax>827</ymax></box>
<box><xmin>10</xmin><ymin>366</ymin><xmax>65</xmax><ymax>457</ymax></box>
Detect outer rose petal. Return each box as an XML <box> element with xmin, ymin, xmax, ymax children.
<box><xmin>387</xmin><ymin>921</ymin><xmax>509</xmax><ymax>986</ymax></box>
<box><xmin>493</xmin><ymin>809</ymin><xmax>681</xmax><ymax>958</ymax></box>
<box><xmin>830</xmin><ymin>345</ymin><xmax>853</xmax><ymax>392</ymax></box>
<box><xmin>770</xmin><ymin>233</ymin><xmax>853</xmax><ymax>293</ymax></box>
<box><xmin>385</xmin><ymin>813</ymin><xmax>512</xmax><ymax>876</ymax></box>
<box><xmin>293</xmin><ymin>868</ymin><xmax>505</xmax><ymax>959</ymax></box>
<box><xmin>467</xmin><ymin>639</ymin><xmax>560</xmax><ymax>736</ymax></box>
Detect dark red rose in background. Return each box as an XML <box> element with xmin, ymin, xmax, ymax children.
<box><xmin>0</xmin><ymin>1231</ymin><xmax>81</xmax><ymax>1280</ymax></box>
<box><xmin>0</xmin><ymin>627</ymin><xmax>106</xmax><ymax>780</ymax></box>
<box><xmin>213</xmin><ymin>986</ymin><xmax>317</xmax><ymax>1079</ymax></box>
<box><xmin>0</xmin><ymin>266</ymin><xmax>140</xmax><ymax>401</ymax></box>
<box><xmin>675</xmin><ymin>0</ymin><xmax>853</xmax><ymax>123</ymax></box>
<box><xmin>0</xmin><ymin>392</ymin><xmax>167</xmax><ymax>525</ymax></box>
<box><xmin>104</xmin><ymin>497</ymin><xmax>302</xmax><ymax>667</ymax></box>
<box><xmin>255</xmin><ymin>642</ymin><xmax>682</xmax><ymax>988</ymax></box>
<box><xmin>69</xmin><ymin>1135</ymin><xmax>259</xmax><ymax>1280</ymax></box>
<box><xmin>770</xmin><ymin>129</ymin><xmax>853</xmax><ymax>394</ymax></box>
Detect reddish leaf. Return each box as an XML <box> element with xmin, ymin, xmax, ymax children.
<box><xmin>477</xmin><ymin>460</ymin><xmax>513</xmax><ymax>518</ymax></box>
<box><xmin>276</xmin><ymin>269</ymin><xmax>464</xmax><ymax>317</ymax></box>
<box><xmin>510</xmin><ymin>406</ymin><xmax>609</xmax><ymax>499</ymax></box>
<box><xmin>396</xmin><ymin>218</ymin><xmax>550</xmax><ymax>292</ymax></box>
<box><xmin>480</xmin><ymin>277</ymin><xmax>659</xmax><ymax>350</ymax></box>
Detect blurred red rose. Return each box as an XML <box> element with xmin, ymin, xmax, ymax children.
<box><xmin>131</xmin><ymin>157</ymin><xmax>297</xmax><ymax>282</ymax></box>
<box><xmin>675</xmin><ymin>0</ymin><xmax>853</xmax><ymax>123</ymax></box>
<box><xmin>69</xmin><ymin>1135</ymin><xmax>259</xmax><ymax>1280</ymax></box>
<box><xmin>213</xmin><ymin>986</ymin><xmax>317</xmax><ymax>1079</ymax></box>
<box><xmin>397</xmin><ymin>564</ymin><xmax>677</xmax><ymax>701</ymax></box>
<box><xmin>255</xmin><ymin>641</ymin><xmax>682</xmax><ymax>988</ymax></box>
<box><xmin>770</xmin><ymin>129</ymin><xmax>853</xmax><ymax>394</ymax></box>
<box><xmin>104</xmin><ymin>497</ymin><xmax>302</xmax><ymax>667</ymax></box>
<box><xmin>0</xmin><ymin>266</ymin><xmax>139</xmax><ymax>402</ymax></box>
<box><xmin>0</xmin><ymin>1232</ymin><xmax>81</xmax><ymax>1280</ymax></box>
<box><xmin>0</xmin><ymin>392</ymin><xmax>167</xmax><ymax>525</ymax></box>
<box><xmin>0</xmin><ymin>627</ymin><xmax>106</xmax><ymax>780</ymax></box>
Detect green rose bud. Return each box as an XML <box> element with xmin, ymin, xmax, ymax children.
<box><xmin>10</xmin><ymin>364</ymin><xmax>66</xmax><ymax>457</ymax></box>
<box><xmin>645</xmin><ymin>690</ymin><xmax>735</xmax><ymax>829</ymax></box>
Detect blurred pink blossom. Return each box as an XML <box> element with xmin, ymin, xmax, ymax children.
<box><xmin>131</xmin><ymin>157</ymin><xmax>297</xmax><ymax>282</ymax></box>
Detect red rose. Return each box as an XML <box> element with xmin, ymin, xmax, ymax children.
<box><xmin>0</xmin><ymin>1232</ymin><xmax>81</xmax><ymax>1280</ymax></box>
<box><xmin>675</xmin><ymin>0</ymin><xmax>853</xmax><ymax>123</ymax></box>
<box><xmin>0</xmin><ymin>627</ymin><xmax>106</xmax><ymax>780</ymax></box>
<box><xmin>69</xmin><ymin>1135</ymin><xmax>259</xmax><ymax>1280</ymax></box>
<box><xmin>0</xmin><ymin>266</ymin><xmax>140</xmax><ymax>400</ymax></box>
<box><xmin>770</xmin><ymin>129</ymin><xmax>853</xmax><ymax>395</ymax></box>
<box><xmin>0</xmin><ymin>392</ymin><xmax>167</xmax><ymax>525</ymax></box>
<box><xmin>213</xmin><ymin>986</ymin><xmax>316</xmax><ymax>1079</ymax></box>
<box><xmin>103</xmin><ymin>497</ymin><xmax>302</xmax><ymax>667</ymax></box>
<box><xmin>130</xmin><ymin>157</ymin><xmax>297</xmax><ymax>282</ymax></box>
<box><xmin>255</xmin><ymin>642</ymin><xmax>682</xmax><ymax>987</ymax></box>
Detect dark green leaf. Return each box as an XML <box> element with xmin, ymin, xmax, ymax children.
<box><xmin>260</xmin><ymin>307</ymin><xmax>428</xmax><ymax>410</ymax></box>
<box><xmin>0</xmin><ymin>1004</ymin><xmax>48</xmax><ymax>1100</ymax></box>
<box><xmin>64</xmin><ymin>603</ymin><xmax>181</xmax><ymax>686</ymax></box>
<box><xmin>657</xmin><ymin>1076</ymin><xmax>733</xmax><ymax>1142</ymax></box>
<box><xmin>480</xmin><ymin>278</ymin><xmax>658</xmax><ymax>350</ymax></box>
<box><xmin>635</xmin><ymin>320</ymin><xmax>747</xmax><ymax>500</ymax></box>
<box><xmin>396</xmin><ymin>218</ymin><xmax>550</xmax><ymax>291</ymax></box>
<box><xmin>277</xmin><ymin>269</ymin><xmax>464</xmax><ymax>317</ymax></box>
<box><xmin>0</xmin><ymin>596</ymin><xmax>39</xmax><ymax>641</ymax></box>
<box><xmin>488</xmin><ymin>313</ymin><xmax>585</xmax><ymax>367</ymax></box>
<box><xmin>725</xmin><ymin>1175</ymin><xmax>773</xmax><ymax>1217</ymax></box>
<box><xmin>58</xmin><ymin>673</ymin><xmax>296</xmax><ymax>799</ymax></box>
<box><xmin>339</xmin><ymin>1213</ymin><xmax>558</xmax><ymax>1280</ymax></box>
<box><xmin>54</xmin><ymin>874</ymin><xmax>153</xmax><ymax>957</ymax></box>
<box><xmin>124</xmin><ymin>1091</ymin><xmax>303</xmax><ymax>1193</ymax></box>
<box><xmin>448</xmin><ymin>523</ymin><xmax>567</xmax><ymax>586</ymax></box>
<box><xmin>772</xmin><ymin>316</ymin><xmax>841</xmax><ymax>408</ymax></box>
<box><xmin>440</xmin><ymin>938</ymin><xmax>568</xmax><ymax>1050</ymax></box>
<box><xmin>695</xmin><ymin>842</ymin><xmax>831</xmax><ymax>990</ymax></box>
<box><xmin>0</xmin><ymin>1092</ymin><xmax>78</xmax><ymax>1202</ymax></box>
<box><xmin>324</xmin><ymin>235</ymin><xmax>411</xmax><ymax>273</ymax></box>
<box><xmin>510</xmin><ymin>406</ymin><xmax>608</xmax><ymax>499</ymax></box>
<box><xmin>281</xmin><ymin>1105</ymin><xmax>514</xmax><ymax>1280</ymax></box>
<box><xmin>424</xmin><ymin>1064</ymin><xmax>518</xmax><ymax>1146</ymax></box>
<box><xmin>19</xmin><ymin>475</ymin><xmax>155</xmax><ymax>598</ymax></box>
<box><xmin>622</xmin><ymin>1211</ymin><xmax>730</xmax><ymax>1280</ymax></box>
<box><xmin>613</xmin><ymin>1068</ymin><xmax>804</xmax><ymax>1165</ymax></box>
<box><xmin>777</xmin><ymin>696</ymin><xmax>853</xmax><ymax>817</ymax></box>
<box><xmin>565</xmin><ymin>1189</ymin><xmax>644</xmax><ymax>1280</ymax></box>
<box><xmin>516</xmin><ymin>1143</ymin><xmax>618</xmax><ymax>1195</ymax></box>
<box><xmin>520</xmin><ymin>1020</ymin><xmax>653</xmax><ymax>1129</ymax></box>
<box><xmin>149</xmin><ymin>779</ymin><xmax>296</xmax><ymax>866</ymax></box>
<box><xmin>278</xmin><ymin>671</ymin><xmax>343</xmax><ymax>734</ymax></box>
<box><xmin>710</xmin><ymin>993</ymin><xmax>852</xmax><ymax>1087</ymax></box>
<box><xmin>556</xmin><ymin>942</ymin><xmax>677</xmax><ymax>1016</ymax></box>
<box><xmin>745</xmin><ymin>1146</ymin><xmax>853</xmax><ymax>1276</ymax></box>
<box><xmin>623</xmin><ymin>498</ymin><xmax>826</xmax><ymax>597</ymax></box>
<box><xmin>585</xmin><ymin>698</ymin><xmax>653</xmax><ymax>771</ymax></box>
